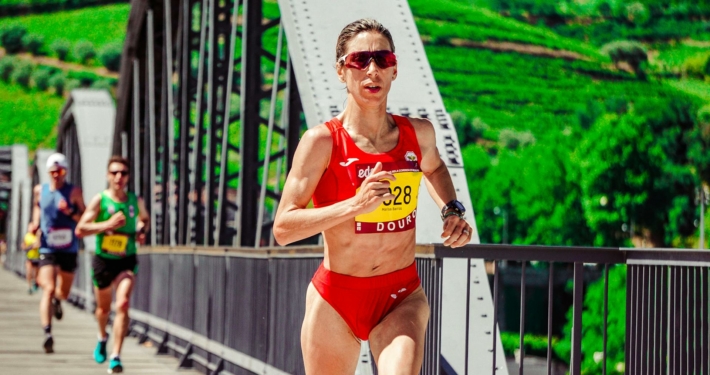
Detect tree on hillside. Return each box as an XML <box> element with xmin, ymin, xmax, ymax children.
<box><xmin>575</xmin><ymin>97</ymin><xmax>700</xmax><ymax>247</ymax></box>
<box><xmin>601</xmin><ymin>40</ymin><xmax>648</xmax><ymax>78</ymax></box>
<box><xmin>0</xmin><ymin>24</ymin><xmax>27</xmax><ymax>54</ymax></box>
<box><xmin>467</xmin><ymin>140</ymin><xmax>593</xmax><ymax>246</ymax></box>
<box><xmin>687</xmin><ymin>104</ymin><xmax>710</xmax><ymax>185</ymax></box>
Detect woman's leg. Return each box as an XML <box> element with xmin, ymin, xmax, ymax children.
<box><xmin>369</xmin><ymin>287</ymin><xmax>430</xmax><ymax>375</ymax></box>
<box><xmin>301</xmin><ymin>283</ymin><xmax>361</xmax><ymax>375</ymax></box>
<box><xmin>25</xmin><ymin>260</ymin><xmax>33</xmax><ymax>289</ymax></box>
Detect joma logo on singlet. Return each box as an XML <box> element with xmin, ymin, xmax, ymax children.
<box><xmin>340</xmin><ymin>158</ymin><xmax>359</xmax><ymax>167</ymax></box>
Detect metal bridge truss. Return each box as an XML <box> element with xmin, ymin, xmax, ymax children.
<box><xmin>112</xmin><ymin>0</ymin><xmax>504</xmax><ymax>372</ymax></box>
<box><xmin>113</xmin><ymin>0</ymin><xmax>303</xmax><ymax>248</ymax></box>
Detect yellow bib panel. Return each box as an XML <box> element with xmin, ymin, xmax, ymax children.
<box><xmin>101</xmin><ymin>234</ymin><xmax>129</xmax><ymax>256</ymax></box>
<box><xmin>354</xmin><ymin>163</ymin><xmax>423</xmax><ymax>234</ymax></box>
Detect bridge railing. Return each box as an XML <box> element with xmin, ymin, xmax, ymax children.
<box><xmin>438</xmin><ymin>244</ymin><xmax>710</xmax><ymax>375</ymax></box>
<box><xmin>63</xmin><ymin>246</ymin><xmax>440</xmax><ymax>375</ymax></box>
<box><xmin>52</xmin><ymin>244</ymin><xmax>710</xmax><ymax>375</ymax></box>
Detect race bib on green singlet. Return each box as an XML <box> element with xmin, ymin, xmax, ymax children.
<box><xmin>101</xmin><ymin>234</ymin><xmax>129</xmax><ymax>256</ymax></box>
<box><xmin>353</xmin><ymin>161</ymin><xmax>422</xmax><ymax>234</ymax></box>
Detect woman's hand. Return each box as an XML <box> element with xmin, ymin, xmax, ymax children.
<box><xmin>441</xmin><ymin>215</ymin><xmax>472</xmax><ymax>248</ymax></box>
<box><xmin>350</xmin><ymin>162</ymin><xmax>396</xmax><ymax>215</ymax></box>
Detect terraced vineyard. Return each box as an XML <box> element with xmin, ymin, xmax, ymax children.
<box><xmin>3</xmin><ymin>3</ymin><xmax>129</xmax><ymax>61</ymax></box>
<box><xmin>0</xmin><ymin>80</ymin><xmax>62</xmax><ymax>148</ymax></box>
<box><xmin>411</xmin><ymin>0</ymin><xmax>605</xmax><ymax>59</ymax></box>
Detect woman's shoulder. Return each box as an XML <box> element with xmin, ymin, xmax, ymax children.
<box><xmin>302</xmin><ymin>123</ymin><xmax>335</xmax><ymax>149</ymax></box>
<box><xmin>394</xmin><ymin>115</ymin><xmax>434</xmax><ymax>137</ymax></box>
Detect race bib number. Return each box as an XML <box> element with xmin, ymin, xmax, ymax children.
<box><xmin>47</xmin><ymin>228</ymin><xmax>73</xmax><ymax>248</ymax></box>
<box><xmin>353</xmin><ymin>161</ymin><xmax>422</xmax><ymax>234</ymax></box>
<box><xmin>101</xmin><ymin>234</ymin><xmax>128</xmax><ymax>255</ymax></box>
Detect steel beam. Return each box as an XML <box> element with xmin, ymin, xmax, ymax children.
<box><xmin>115</xmin><ymin>0</ymin><xmax>300</xmax><ymax>249</ymax></box>
<box><xmin>204</xmin><ymin>0</ymin><xmax>237</xmax><ymax>245</ymax></box>
<box><xmin>235</xmin><ymin>0</ymin><xmax>263</xmax><ymax>247</ymax></box>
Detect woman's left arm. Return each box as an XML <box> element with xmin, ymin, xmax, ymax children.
<box><xmin>411</xmin><ymin>118</ymin><xmax>472</xmax><ymax>248</ymax></box>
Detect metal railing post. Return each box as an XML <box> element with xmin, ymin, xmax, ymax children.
<box><xmin>570</xmin><ymin>262</ymin><xmax>583</xmax><ymax>375</ymax></box>
<box><xmin>519</xmin><ymin>262</ymin><xmax>526</xmax><ymax>375</ymax></box>
<box><xmin>492</xmin><ymin>259</ymin><xmax>500</xmax><ymax>375</ymax></box>
<box><xmin>546</xmin><ymin>262</ymin><xmax>554</xmax><ymax>375</ymax></box>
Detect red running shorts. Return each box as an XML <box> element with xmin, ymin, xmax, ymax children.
<box><xmin>311</xmin><ymin>261</ymin><xmax>421</xmax><ymax>340</ymax></box>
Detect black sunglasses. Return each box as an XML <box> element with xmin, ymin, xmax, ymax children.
<box><xmin>109</xmin><ymin>170</ymin><xmax>130</xmax><ymax>177</ymax></box>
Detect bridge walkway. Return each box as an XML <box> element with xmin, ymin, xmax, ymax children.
<box><xmin>0</xmin><ymin>268</ymin><xmax>200</xmax><ymax>375</ymax></box>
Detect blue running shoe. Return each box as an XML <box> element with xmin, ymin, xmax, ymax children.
<box><xmin>94</xmin><ymin>337</ymin><xmax>108</xmax><ymax>363</ymax></box>
<box><xmin>108</xmin><ymin>356</ymin><xmax>123</xmax><ymax>373</ymax></box>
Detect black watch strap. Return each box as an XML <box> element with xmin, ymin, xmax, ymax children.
<box><xmin>441</xmin><ymin>199</ymin><xmax>466</xmax><ymax>215</ymax></box>
<box><xmin>441</xmin><ymin>210</ymin><xmax>465</xmax><ymax>221</ymax></box>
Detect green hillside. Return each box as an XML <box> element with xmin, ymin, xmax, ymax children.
<box><xmin>0</xmin><ymin>80</ymin><xmax>61</xmax><ymax>148</ymax></box>
<box><xmin>411</xmin><ymin>0</ymin><xmax>605</xmax><ymax>59</ymax></box>
<box><xmin>1</xmin><ymin>3</ymin><xmax>129</xmax><ymax>59</ymax></box>
<box><xmin>412</xmin><ymin>0</ymin><xmax>710</xmax><ymax>249</ymax></box>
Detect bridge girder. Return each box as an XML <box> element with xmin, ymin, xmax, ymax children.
<box><xmin>113</xmin><ymin>0</ymin><xmax>303</xmax><ymax>247</ymax></box>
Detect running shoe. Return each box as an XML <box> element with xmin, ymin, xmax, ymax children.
<box><xmin>94</xmin><ymin>336</ymin><xmax>108</xmax><ymax>363</ymax></box>
<box><xmin>107</xmin><ymin>357</ymin><xmax>123</xmax><ymax>373</ymax></box>
<box><xmin>28</xmin><ymin>288</ymin><xmax>33</xmax><ymax>295</ymax></box>
<box><xmin>52</xmin><ymin>298</ymin><xmax>63</xmax><ymax>320</ymax></box>
<box><xmin>33</xmin><ymin>282</ymin><xmax>39</xmax><ymax>291</ymax></box>
<box><xmin>43</xmin><ymin>335</ymin><xmax>54</xmax><ymax>354</ymax></box>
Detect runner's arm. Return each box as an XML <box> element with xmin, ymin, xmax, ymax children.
<box><xmin>75</xmin><ymin>194</ymin><xmax>111</xmax><ymax>238</ymax></box>
<box><xmin>31</xmin><ymin>185</ymin><xmax>41</xmax><ymax>230</ymax></box>
<box><xmin>68</xmin><ymin>187</ymin><xmax>86</xmax><ymax>222</ymax></box>
<box><xmin>136</xmin><ymin>197</ymin><xmax>149</xmax><ymax>233</ymax></box>
<box><xmin>411</xmin><ymin>118</ymin><xmax>457</xmax><ymax>207</ymax></box>
<box><xmin>412</xmin><ymin>118</ymin><xmax>472</xmax><ymax>247</ymax></box>
<box><xmin>273</xmin><ymin>126</ymin><xmax>394</xmax><ymax>245</ymax></box>
<box><xmin>21</xmin><ymin>237</ymin><xmax>33</xmax><ymax>251</ymax></box>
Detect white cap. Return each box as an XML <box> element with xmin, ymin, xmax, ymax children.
<box><xmin>46</xmin><ymin>153</ymin><xmax>68</xmax><ymax>171</ymax></box>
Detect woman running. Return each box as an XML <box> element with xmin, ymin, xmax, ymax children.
<box><xmin>273</xmin><ymin>18</ymin><xmax>472</xmax><ymax>374</ymax></box>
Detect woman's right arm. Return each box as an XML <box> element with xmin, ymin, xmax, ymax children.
<box><xmin>273</xmin><ymin>126</ymin><xmax>394</xmax><ymax>245</ymax></box>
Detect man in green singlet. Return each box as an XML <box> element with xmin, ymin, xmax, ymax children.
<box><xmin>76</xmin><ymin>155</ymin><xmax>149</xmax><ymax>374</ymax></box>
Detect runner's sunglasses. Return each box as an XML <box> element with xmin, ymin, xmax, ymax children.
<box><xmin>338</xmin><ymin>50</ymin><xmax>397</xmax><ymax>70</ymax></box>
<box><xmin>109</xmin><ymin>170</ymin><xmax>130</xmax><ymax>177</ymax></box>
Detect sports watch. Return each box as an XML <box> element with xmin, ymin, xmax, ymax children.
<box><xmin>441</xmin><ymin>199</ymin><xmax>466</xmax><ymax>221</ymax></box>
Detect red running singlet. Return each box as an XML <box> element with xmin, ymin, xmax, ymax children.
<box><xmin>312</xmin><ymin>115</ymin><xmax>423</xmax><ymax>234</ymax></box>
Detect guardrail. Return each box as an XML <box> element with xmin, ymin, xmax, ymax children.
<box><xmin>57</xmin><ymin>246</ymin><xmax>441</xmax><ymax>375</ymax></box>
<box><xmin>5</xmin><ymin>244</ymin><xmax>709</xmax><ymax>375</ymax></box>
<box><xmin>438</xmin><ymin>244</ymin><xmax>710</xmax><ymax>375</ymax></box>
